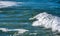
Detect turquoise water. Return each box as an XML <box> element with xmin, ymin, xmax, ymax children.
<box><xmin>0</xmin><ymin>8</ymin><xmax>59</xmax><ymax>36</ymax></box>
<box><xmin>0</xmin><ymin>0</ymin><xmax>60</xmax><ymax>36</ymax></box>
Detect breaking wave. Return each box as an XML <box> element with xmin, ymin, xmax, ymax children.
<box><xmin>29</xmin><ymin>12</ymin><xmax>60</xmax><ymax>32</ymax></box>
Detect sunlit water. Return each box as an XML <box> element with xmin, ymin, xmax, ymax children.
<box><xmin>0</xmin><ymin>0</ymin><xmax>60</xmax><ymax>36</ymax></box>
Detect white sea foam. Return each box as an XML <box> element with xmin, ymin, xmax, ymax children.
<box><xmin>29</xmin><ymin>12</ymin><xmax>60</xmax><ymax>32</ymax></box>
<box><xmin>0</xmin><ymin>1</ymin><xmax>23</xmax><ymax>8</ymax></box>
<box><xmin>0</xmin><ymin>28</ymin><xmax>28</xmax><ymax>34</ymax></box>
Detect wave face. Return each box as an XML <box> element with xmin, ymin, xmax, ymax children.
<box><xmin>30</xmin><ymin>12</ymin><xmax>60</xmax><ymax>32</ymax></box>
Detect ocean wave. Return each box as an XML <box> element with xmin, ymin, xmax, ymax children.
<box><xmin>0</xmin><ymin>28</ymin><xmax>28</xmax><ymax>33</ymax></box>
<box><xmin>0</xmin><ymin>1</ymin><xmax>60</xmax><ymax>9</ymax></box>
<box><xmin>29</xmin><ymin>12</ymin><xmax>60</xmax><ymax>32</ymax></box>
<box><xmin>0</xmin><ymin>1</ymin><xmax>23</xmax><ymax>8</ymax></box>
<box><xmin>0</xmin><ymin>28</ymin><xmax>29</xmax><ymax>36</ymax></box>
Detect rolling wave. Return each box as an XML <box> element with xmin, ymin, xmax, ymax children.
<box><xmin>0</xmin><ymin>1</ymin><xmax>60</xmax><ymax>10</ymax></box>
<box><xmin>0</xmin><ymin>1</ymin><xmax>23</xmax><ymax>8</ymax></box>
<box><xmin>29</xmin><ymin>12</ymin><xmax>60</xmax><ymax>32</ymax></box>
<box><xmin>0</xmin><ymin>28</ymin><xmax>28</xmax><ymax>36</ymax></box>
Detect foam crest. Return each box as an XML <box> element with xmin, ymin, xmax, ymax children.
<box><xmin>0</xmin><ymin>28</ymin><xmax>28</xmax><ymax>34</ymax></box>
<box><xmin>0</xmin><ymin>1</ymin><xmax>22</xmax><ymax>8</ymax></box>
<box><xmin>30</xmin><ymin>12</ymin><xmax>60</xmax><ymax>32</ymax></box>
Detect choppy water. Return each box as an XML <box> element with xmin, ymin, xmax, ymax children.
<box><xmin>0</xmin><ymin>0</ymin><xmax>60</xmax><ymax>36</ymax></box>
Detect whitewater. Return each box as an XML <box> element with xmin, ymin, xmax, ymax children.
<box><xmin>0</xmin><ymin>1</ymin><xmax>23</xmax><ymax>8</ymax></box>
<box><xmin>29</xmin><ymin>12</ymin><xmax>60</xmax><ymax>32</ymax></box>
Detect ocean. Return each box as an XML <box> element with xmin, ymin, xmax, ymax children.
<box><xmin>0</xmin><ymin>0</ymin><xmax>60</xmax><ymax>36</ymax></box>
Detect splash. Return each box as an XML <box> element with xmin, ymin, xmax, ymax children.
<box><xmin>29</xmin><ymin>12</ymin><xmax>60</xmax><ymax>32</ymax></box>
